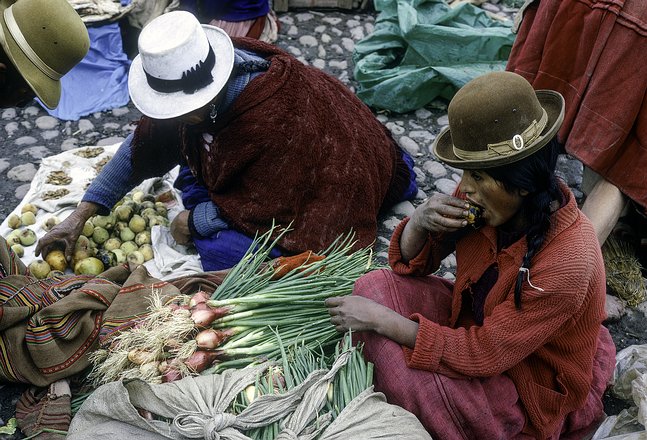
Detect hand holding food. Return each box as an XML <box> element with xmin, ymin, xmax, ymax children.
<box><xmin>28</xmin><ymin>192</ymin><xmax>170</xmax><ymax>275</ymax></box>
<box><xmin>36</xmin><ymin>201</ymin><xmax>98</xmax><ymax>263</ymax></box>
<box><xmin>410</xmin><ymin>193</ymin><xmax>471</xmax><ymax>234</ymax></box>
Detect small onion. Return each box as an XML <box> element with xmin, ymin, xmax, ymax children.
<box><xmin>191</xmin><ymin>308</ymin><xmax>220</xmax><ymax>328</ymax></box>
<box><xmin>244</xmin><ymin>385</ymin><xmax>257</xmax><ymax>403</ymax></box>
<box><xmin>127</xmin><ymin>349</ymin><xmax>156</xmax><ymax>365</ymax></box>
<box><xmin>189</xmin><ymin>291</ymin><xmax>210</xmax><ymax>308</ymax></box>
<box><xmin>161</xmin><ymin>368</ymin><xmax>183</xmax><ymax>383</ymax></box>
<box><xmin>184</xmin><ymin>351</ymin><xmax>218</xmax><ymax>373</ymax></box>
<box><xmin>195</xmin><ymin>328</ymin><xmax>235</xmax><ymax>349</ymax></box>
<box><xmin>158</xmin><ymin>360</ymin><xmax>169</xmax><ymax>374</ymax></box>
<box><xmin>139</xmin><ymin>360</ymin><xmax>161</xmax><ymax>378</ymax></box>
<box><xmin>172</xmin><ymin>308</ymin><xmax>191</xmax><ymax>318</ymax></box>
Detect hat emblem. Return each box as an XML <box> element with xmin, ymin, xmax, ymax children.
<box><xmin>452</xmin><ymin>108</ymin><xmax>548</xmax><ymax>160</ymax></box>
<box><xmin>512</xmin><ymin>134</ymin><xmax>524</xmax><ymax>150</ymax></box>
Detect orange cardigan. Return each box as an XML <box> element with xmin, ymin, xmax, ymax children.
<box><xmin>388</xmin><ymin>184</ymin><xmax>609</xmax><ymax>439</ymax></box>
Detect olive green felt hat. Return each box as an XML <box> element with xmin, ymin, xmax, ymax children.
<box><xmin>0</xmin><ymin>0</ymin><xmax>90</xmax><ymax>109</ymax></box>
<box><xmin>433</xmin><ymin>71</ymin><xmax>565</xmax><ymax>170</ymax></box>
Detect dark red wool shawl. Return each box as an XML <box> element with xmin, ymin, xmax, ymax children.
<box><xmin>132</xmin><ymin>38</ymin><xmax>400</xmax><ymax>253</ymax></box>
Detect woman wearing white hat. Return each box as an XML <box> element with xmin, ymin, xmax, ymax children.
<box><xmin>326</xmin><ymin>72</ymin><xmax>615</xmax><ymax>439</ymax></box>
<box><xmin>37</xmin><ymin>10</ymin><xmax>417</xmax><ymax>270</ymax></box>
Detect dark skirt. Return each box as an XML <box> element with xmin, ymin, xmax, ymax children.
<box><xmin>352</xmin><ymin>269</ymin><xmax>615</xmax><ymax>439</ymax></box>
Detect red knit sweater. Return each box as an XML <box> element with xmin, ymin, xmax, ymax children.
<box><xmin>388</xmin><ymin>184</ymin><xmax>610</xmax><ymax>439</ymax></box>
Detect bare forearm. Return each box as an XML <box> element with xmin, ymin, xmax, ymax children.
<box><xmin>398</xmin><ymin>220</ymin><xmax>429</xmax><ymax>262</ymax></box>
<box><xmin>375</xmin><ymin>309</ymin><xmax>419</xmax><ymax>349</ymax></box>
<box><xmin>73</xmin><ymin>201</ymin><xmax>100</xmax><ymax>222</ymax></box>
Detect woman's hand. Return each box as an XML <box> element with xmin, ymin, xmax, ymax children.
<box><xmin>410</xmin><ymin>193</ymin><xmax>469</xmax><ymax>234</ymax></box>
<box><xmin>170</xmin><ymin>210</ymin><xmax>192</xmax><ymax>245</ymax></box>
<box><xmin>35</xmin><ymin>201</ymin><xmax>98</xmax><ymax>263</ymax></box>
<box><xmin>398</xmin><ymin>193</ymin><xmax>469</xmax><ymax>261</ymax></box>
<box><xmin>326</xmin><ymin>296</ymin><xmax>385</xmax><ymax>332</ymax></box>
<box><xmin>325</xmin><ymin>296</ymin><xmax>419</xmax><ymax>348</ymax></box>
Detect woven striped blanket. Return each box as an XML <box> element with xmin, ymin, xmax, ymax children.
<box><xmin>0</xmin><ymin>238</ymin><xmax>226</xmax><ymax>387</ymax></box>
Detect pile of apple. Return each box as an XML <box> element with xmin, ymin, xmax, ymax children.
<box><xmin>5</xmin><ymin>203</ymin><xmax>42</xmax><ymax>257</ymax></box>
<box><xmin>5</xmin><ymin>190</ymin><xmax>170</xmax><ymax>279</ymax></box>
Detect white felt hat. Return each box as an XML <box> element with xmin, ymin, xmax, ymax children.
<box><xmin>128</xmin><ymin>11</ymin><xmax>234</xmax><ymax>119</ymax></box>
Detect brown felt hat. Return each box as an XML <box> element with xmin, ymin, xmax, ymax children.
<box><xmin>433</xmin><ymin>71</ymin><xmax>565</xmax><ymax>170</ymax></box>
<box><xmin>0</xmin><ymin>0</ymin><xmax>90</xmax><ymax>109</ymax></box>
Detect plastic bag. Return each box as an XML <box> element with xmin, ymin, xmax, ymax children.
<box><xmin>592</xmin><ymin>345</ymin><xmax>647</xmax><ymax>439</ymax></box>
<box><xmin>353</xmin><ymin>0</ymin><xmax>515</xmax><ymax>113</ymax></box>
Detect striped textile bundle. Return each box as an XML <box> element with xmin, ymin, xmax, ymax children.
<box><xmin>0</xmin><ymin>236</ymin><xmax>186</xmax><ymax>387</ymax></box>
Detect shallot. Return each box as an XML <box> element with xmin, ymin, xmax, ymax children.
<box><xmin>184</xmin><ymin>350</ymin><xmax>218</xmax><ymax>373</ymax></box>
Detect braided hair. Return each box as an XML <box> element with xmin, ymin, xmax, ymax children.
<box><xmin>486</xmin><ymin>139</ymin><xmax>564</xmax><ymax>309</ymax></box>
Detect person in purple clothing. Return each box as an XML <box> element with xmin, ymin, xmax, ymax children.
<box><xmin>36</xmin><ymin>11</ymin><xmax>417</xmax><ymax>272</ymax></box>
<box><xmin>180</xmin><ymin>0</ymin><xmax>278</xmax><ymax>42</ymax></box>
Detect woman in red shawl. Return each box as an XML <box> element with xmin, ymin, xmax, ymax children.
<box><xmin>506</xmin><ymin>0</ymin><xmax>647</xmax><ymax>246</ymax></box>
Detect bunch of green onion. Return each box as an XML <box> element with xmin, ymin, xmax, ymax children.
<box><xmin>199</xmin><ymin>226</ymin><xmax>376</xmax><ymax>373</ymax></box>
<box><xmin>87</xmin><ymin>225</ymin><xmax>377</xmax><ymax>384</ymax></box>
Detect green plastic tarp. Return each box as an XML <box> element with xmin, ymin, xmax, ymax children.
<box><xmin>353</xmin><ymin>0</ymin><xmax>516</xmax><ymax>113</ymax></box>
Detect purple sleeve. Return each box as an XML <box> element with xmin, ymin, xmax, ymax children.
<box><xmin>200</xmin><ymin>0</ymin><xmax>269</xmax><ymax>21</ymax></box>
<box><xmin>190</xmin><ymin>201</ymin><xmax>230</xmax><ymax>237</ymax></box>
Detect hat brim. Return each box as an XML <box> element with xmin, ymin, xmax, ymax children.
<box><xmin>432</xmin><ymin>90</ymin><xmax>565</xmax><ymax>170</ymax></box>
<box><xmin>128</xmin><ymin>25</ymin><xmax>234</xmax><ymax>120</ymax></box>
<box><xmin>0</xmin><ymin>4</ymin><xmax>60</xmax><ymax>109</ymax></box>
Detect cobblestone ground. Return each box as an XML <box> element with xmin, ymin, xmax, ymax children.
<box><xmin>0</xmin><ymin>3</ymin><xmax>644</xmax><ymax>435</ymax></box>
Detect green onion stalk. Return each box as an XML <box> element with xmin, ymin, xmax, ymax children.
<box><xmin>199</xmin><ymin>225</ymin><xmax>378</xmax><ymax>373</ymax></box>
<box><xmin>326</xmin><ymin>332</ymin><xmax>374</xmax><ymax>418</ymax></box>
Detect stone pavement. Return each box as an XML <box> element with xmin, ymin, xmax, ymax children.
<box><xmin>0</xmin><ymin>3</ymin><xmax>645</xmax><ymax>434</ymax></box>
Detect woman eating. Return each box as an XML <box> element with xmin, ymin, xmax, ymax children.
<box><xmin>326</xmin><ymin>71</ymin><xmax>616</xmax><ymax>439</ymax></box>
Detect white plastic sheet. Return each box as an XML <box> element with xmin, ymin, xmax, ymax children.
<box><xmin>0</xmin><ymin>143</ymin><xmax>202</xmax><ymax>280</ymax></box>
<box><xmin>592</xmin><ymin>345</ymin><xmax>647</xmax><ymax>439</ymax></box>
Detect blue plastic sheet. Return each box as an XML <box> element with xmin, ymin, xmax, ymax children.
<box><xmin>41</xmin><ymin>23</ymin><xmax>131</xmax><ymax>121</ymax></box>
<box><xmin>353</xmin><ymin>0</ymin><xmax>515</xmax><ymax>113</ymax></box>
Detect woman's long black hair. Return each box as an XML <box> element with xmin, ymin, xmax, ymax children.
<box><xmin>485</xmin><ymin>138</ymin><xmax>564</xmax><ymax>309</ymax></box>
